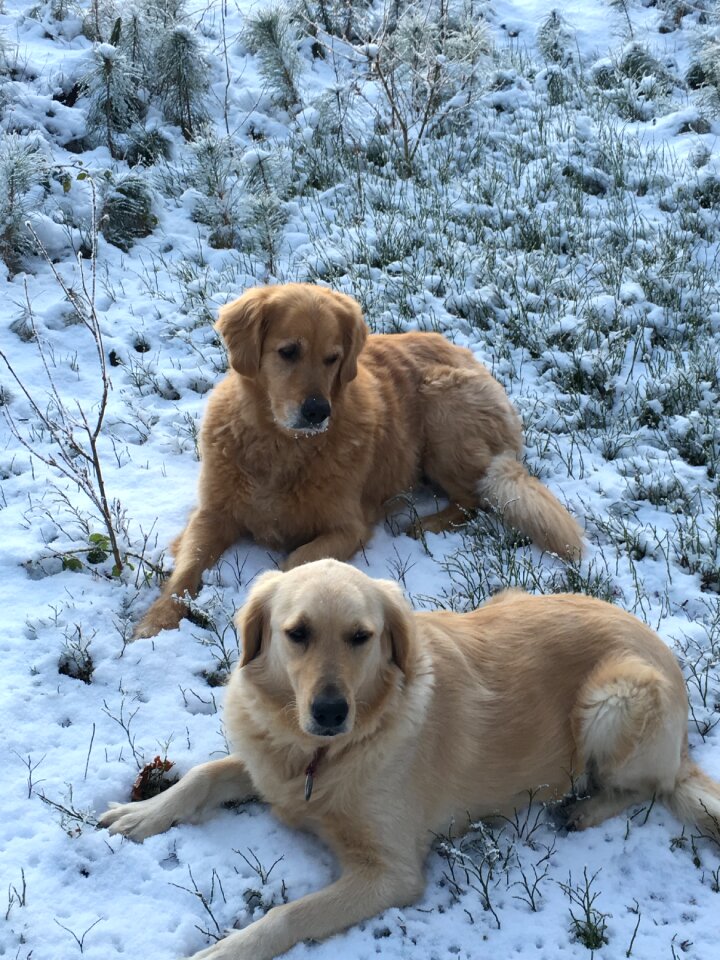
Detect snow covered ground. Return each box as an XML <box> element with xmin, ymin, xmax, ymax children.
<box><xmin>1</xmin><ymin>0</ymin><xmax>719</xmax><ymax>958</ymax></box>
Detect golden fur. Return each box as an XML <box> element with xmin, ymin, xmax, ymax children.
<box><xmin>101</xmin><ymin>560</ymin><xmax>720</xmax><ymax>960</ymax></box>
<box><xmin>134</xmin><ymin>282</ymin><xmax>583</xmax><ymax>638</ymax></box>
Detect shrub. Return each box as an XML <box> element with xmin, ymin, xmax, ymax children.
<box><xmin>80</xmin><ymin>40</ymin><xmax>143</xmax><ymax>157</ymax></box>
<box><xmin>100</xmin><ymin>175</ymin><xmax>156</xmax><ymax>250</ymax></box>
<box><xmin>152</xmin><ymin>25</ymin><xmax>210</xmax><ymax>139</ymax></box>
<box><xmin>0</xmin><ymin>134</ymin><xmax>48</xmax><ymax>273</ymax></box>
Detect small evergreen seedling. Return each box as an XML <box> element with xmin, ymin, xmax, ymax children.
<box><xmin>118</xmin><ymin>5</ymin><xmax>155</xmax><ymax>86</ymax></box>
<box><xmin>0</xmin><ymin>28</ymin><xmax>11</xmax><ymax>76</ymax></box>
<box><xmin>30</xmin><ymin>0</ymin><xmax>75</xmax><ymax>25</ymax></box>
<box><xmin>537</xmin><ymin>10</ymin><xmax>574</xmax><ymax>66</ymax></box>
<box><xmin>692</xmin><ymin>11</ymin><xmax>720</xmax><ymax>111</ymax></box>
<box><xmin>153</xmin><ymin>25</ymin><xmax>210</xmax><ymax>139</ymax></box>
<box><xmin>189</xmin><ymin>133</ymin><xmax>246</xmax><ymax>248</ymax></box>
<box><xmin>125</xmin><ymin>126</ymin><xmax>171</xmax><ymax>167</ymax></box>
<box><xmin>298</xmin><ymin>0</ymin><xmax>373</xmax><ymax>42</ymax></box>
<box><xmin>0</xmin><ymin>133</ymin><xmax>48</xmax><ymax>273</ymax></box>
<box><xmin>244</xmin><ymin>5</ymin><xmax>304</xmax><ymax>110</ymax></box>
<box><xmin>81</xmin><ymin>40</ymin><xmax>143</xmax><ymax>158</ymax></box>
<box><xmin>83</xmin><ymin>0</ymin><xmax>120</xmax><ymax>42</ymax></box>
<box><xmin>141</xmin><ymin>0</ymin><xmax>186</xmax><ymax>29</ymax></box>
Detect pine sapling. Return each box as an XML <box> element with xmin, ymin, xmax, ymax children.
<box><xmin>537</xmin><ymin>10</ymin><xmax>574</xmax><ymax>66</ymax></box>
<box><xmin>118</xmin><ymin>4</ymin><xmax>155</xmax><ymax>87</ymax></box>
<box><xmin>100</xmin><ymin>173</ymin><xmax>156</xmax><ymax>250</ymax></box>
<box><xmin>244</xmin><ymin>5</ymin><xmax>304</xmax><ymax>110</ymax></box>
<box><xmin>153</xmin><ymin>25</ymin><xmax>210</xmax><ymax>139</ymax></box>
<box><xmin>0</xmin><ymin>133</ymin><xmax>48</xmax><ymax>273</ymax></box>
<box><xmin>81</xmin><ymin>36</ymin><xmax>143</xmax><ymax>158</ymax></box>
<box><xmin>188</xmin><ymin>133</ymin><xmax>246</xmax><ymax>248</ymax></box>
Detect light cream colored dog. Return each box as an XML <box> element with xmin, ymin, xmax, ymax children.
<box><xmin>100</xmin><ymin>559</ymin><xmax>720</xmax><ymax>960</ymax></box>
<box><xmin>134</xmin><ymin>282</ymin><xmax>582</xmax><ymax>638</ymax></box>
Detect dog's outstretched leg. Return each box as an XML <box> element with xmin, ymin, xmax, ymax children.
<box><xmin>283</xmin><ymin>525</ymin><xmax>370</xmax><ymax>570</ymax></box>
<box><xmin>98</xmin><ymin>756</ymin><xmax>255</xmax><ymax>841</ymax></box>
<box><xmin>187</xmin><ymin>858</ymin><xmax>424</xmax><ymax>960</ymax></box>
<box><xmin>134</xmin><ymin>509</ymin><xmax>245</xmax><ymax>638</ymax></box>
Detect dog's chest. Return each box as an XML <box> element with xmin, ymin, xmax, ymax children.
<box><xmin>235</xmin><ymin>724</ymin><xmax>378</xmax><ymax>831</ymax></box>
<box><xmin>227</xmin><ymin>436</ymin><xmax>360</xmax><ymax>546</ymax></box>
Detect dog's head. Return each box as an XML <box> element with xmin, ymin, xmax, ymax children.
<box><xmin>215</xmin><ymin>284</ymin><xmax>368</xmax><ymax>435</ymax></box>
<box><xmin>235</xmin><ymin>560</ymin><xmax>415</xmax><ymax>742</ymax></box>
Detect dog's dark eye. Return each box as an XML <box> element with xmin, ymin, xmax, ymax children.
<box><xmin>286</xmin><ymin>624</ymin><xmax>309</xmax><ymax>643</ymax></box>
<box><xmin>349</xmin><ymin>629</ymin><xmax>372</xmax><ymax>647</ymax></box>
<box><xmin>278</xmin><ymin>344</ymin><xmax>299</xmax><ymax>361</ymax></box>
<box><xmin>323</xmin><ymin>354</ymin><xmax>340</xmax><ymax>366</ymax></box>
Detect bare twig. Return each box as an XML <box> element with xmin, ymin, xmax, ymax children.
<box><xmin>0</xmin><ymin>175</ymin><xmax>124</xmax><ymax>573</ymax></box>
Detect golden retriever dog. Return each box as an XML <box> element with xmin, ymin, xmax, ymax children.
<box><xmin>101</xmin><ymin>559</ymin><xmax>720</xmax><ymax>960</ymax></box>
<box><xmin>134</xmin><ymin>282</ymin><xmax>583</xmax><ymax>638</ymax></box>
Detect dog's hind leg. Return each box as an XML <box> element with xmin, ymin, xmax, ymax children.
<box><xmin>551</xmin><ymin>758</ymin><xmax>646</xmax><ymax>832</ymax></box>
<box><xmin>407</xmin><ymin>501</ymin><xmax>474</xmax><ymax>537</ymax></box>
<box><xmin>418</xmin><ymin>365</ymin><xmax>583</xmax><ymax>558</ymax></box>
<box><xmin>416</xmin><ymin>365</ymin><xmax>519</xmax><ymax>539</ymax></box>
<box><xmin>563</xmin><ymin>656</ymin><xmax>685</xmax><ymax>830</ymax></box>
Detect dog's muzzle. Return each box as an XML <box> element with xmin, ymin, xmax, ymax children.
<box><xmin>308</xmin><ymin>688</ymin><xmax>349</xmax><ymax>737</ymax></box>
<box><xmin>294</xmin><ymin>395</ymin><xmax>331</xmax><ymax>432</ymax></box>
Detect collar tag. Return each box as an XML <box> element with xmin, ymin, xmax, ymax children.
<box><xmin>304</xmin><ymin>769</ymin><xmax>315</xmax><ymax>802</ymax></box>
<box><xmin>304</xmin><ymin>746</ymin><xmax>327</xmax><ymax>802</ymax></box>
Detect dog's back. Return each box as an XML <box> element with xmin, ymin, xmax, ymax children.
<box><xmin>410</xmin><ymin>592</ymin><xmax>689</xmax><ymax>829</ymax></box>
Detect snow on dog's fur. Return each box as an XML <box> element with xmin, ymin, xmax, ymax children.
<box><xmin>134</xmin><ymin>283</ymin><xmax>582</xmax><ymax>638</ymax></box>
<box><xmin>102</xmin><ymin>560</ymin><xmax>720</xmax><ymax>960</ymax></box>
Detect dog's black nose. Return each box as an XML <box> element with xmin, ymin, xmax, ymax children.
<box><xmin>311</xmin><ymin>691</ymin><xmax>349</xmax><ymax>732</ymax></box>
<box><xmin>301</xmin><ymin>395</ymin><xmax>331</xmax><ymax>425</ymax></box>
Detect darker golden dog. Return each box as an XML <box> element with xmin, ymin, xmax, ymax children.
<box><xmin>103</xmin><ymin>560</ymin><xmax>720</xmax><ymax>960</ymax></box>
<box><xmin>135</xmin><ymin>283</ymin><xmax>582</xmax><ymax>637</ymax></box>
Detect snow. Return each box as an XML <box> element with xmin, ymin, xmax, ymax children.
<box><xmin>1</xmin><ymin>0</ymin><xmax>720</xmax><ymax>959</ymax></box>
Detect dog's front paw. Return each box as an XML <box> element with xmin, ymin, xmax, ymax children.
<box><xmin>186</xmin><ymin>931</ymin><xmax>246</xmax><ymax>960</ymax></box>
<box><xmin>133</xmin><ymin>599</ymin><xmax>184</xmax><ymax>639</ymax></box>
<box><xmin>98</xmin><ymin>797</ymin><xmax>176</xmax><ymax>841</ymax></box>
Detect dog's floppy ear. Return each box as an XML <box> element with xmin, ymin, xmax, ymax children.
<box><xmin>216</xmin><ymin>287</ymin><xmax>271</xmax><ymax>379</ymax></box>
<box><xmin>235</xmin><ymin>570</ymin><xmax>284</xmax><ymax>666</ymax></box>
<box><xmin>378</xmin><ymin>579</ymin><xmax>416</xmax><ymax>679</ymax></box>
<box><xmin>327</xmin><ymin>290</ymin><xmax>368</xmax><ymax>386</ymax></box>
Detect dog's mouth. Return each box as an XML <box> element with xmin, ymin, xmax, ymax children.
<box><xmin>305</xmin><ymin>720</ymin><xmax>348</xmax><ymax>739</ymax></box>
<box><xmin>274</xmin><ymin>411</ymin><xmax>331</xmax><ymax>437</ymax></box>
<box><xmin>289</xmin><ymin>416</ymin><xmax>330</xmax><ymax>436</ymax></box>
<box><xmin>275</xmin><ymin>396</ymin><xmax>332</xmax><ymax>436</ymax></box>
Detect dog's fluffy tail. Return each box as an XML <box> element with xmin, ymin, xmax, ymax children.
<box><xmin>477</xmin><ymin>453</ymin><xmax>583</xmax><ymax>560</ymax></box>
<box><xmin>664</xmin><ymin>761</ymin><xmax>720</xmax><ymax>840</ymax></box>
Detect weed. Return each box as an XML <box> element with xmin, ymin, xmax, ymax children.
<box><xmin>170</xmin><ymin>866</ymin><xmax>227</xmax><ymax>942</ymax></box>
<box><xmin>559</xmin><ymin>868</ymin><xmax>610</xmax><ymax>950</ymax></box>
<box><xmin>131</xmin><ymin>755</ymin><xmax>178</xmax><ymax>801</ymax></box>
<box><xmin>58</xmin><ymin>626</ymin><xmax>95</xmax><ymax>684</ymax></box>
<box><xmin>5</xmin><ymin>869</ymin><xmax>27</xmax><ymax>921</ymax></box>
